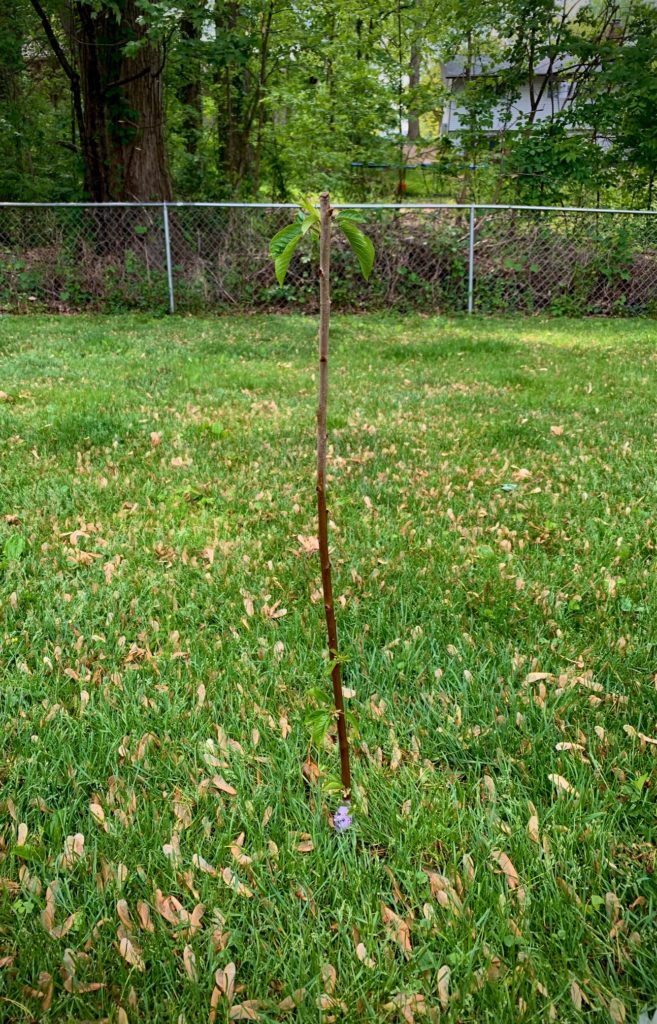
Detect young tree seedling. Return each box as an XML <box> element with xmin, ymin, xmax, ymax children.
<box><xmin>269</xmin><ymin>192</ymin><xmax>374</xmax><ymax>806</ymax></box>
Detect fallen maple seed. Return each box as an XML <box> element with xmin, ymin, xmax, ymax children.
<box><xmin>381</xmin><ymin>903</ymin><xmax>412</xmax><ymax>957</ymax></box>
<box><xmin>41</xmin><ymin>884</ymin><xmax>57</xmax><ymax>933</ymax></box>
<box><xmin>355</xmin><ymin>942</ymin><xmax>375</xmax><ymax>968</ymax></box>
<box><xmin>192</xmin><ymin>853</ymin><xmax>218</xmax><ymax>876</ymax></box>
<box><xmin>609</xmin><ymin>996</ymin><xmax>626</xmax><ymax>1024</ymax></box>
<box><xmin>278</xmin><ymin>989</ymin><xmax>306</xmax><ymax>1011</ymax></box>
<box><xmin>222</xmin><ymin>867</ymin><xmax>253</xmax><ymax>898</ymax></box>
<box><xmin>61</xmin><ymin>832</ymin><xmax>85</xmax><ymax>869</ymax></box>
<box><xmin>548</xmin><ymin>773</ymin><xmax>580</xmax><ymax>798</ymax></box>
<box><xmin>437</xmin><ymin>964</ymin><xmax>451</xmax><ymax>1010</ymax></box>
<box><xmin>116</xmin><ymin>899</ymin><xmax>134</xmax><ymax>932</ymax></box>
<box><xmin>229</xmin><ymin>1002</ymin><xmax>261</xmax><ymax>1020</ymax></box>
<box><xmin>137</xmin><ymin>901</ymin><xmax>154</xmax><ymax>932</ymax></box>
<box><xmin>297</xmin><ymin>534</ymin><xmax>319</xmax><ymax>554</ymax></box>
<box><xmin>491</xmin><ymin>849</ymin><xmax>520</xmax><ymax>889</ymax></box>
<box><xmin>215</xmin><ymin>962</ymin><xmax>236</xmax><ymax>1001</ymax></box>
<box><xmin>89</xmin><ymin>802</ymin><xmax>108</xmax><ymax>830</ymax></box>
<box><xmin>182</xmin><ymin>944</ymin><xmax>197</xmax><ymax>981</ymax></box>
<box><xmin>212</xmin><ymin>775</ymin><xmax>237</xmax><ymax>797</ymax></box>
<box><xmin>118</xmin><ymin>935</ymin><xmax>145</xmax><ymax>971</ymax></box>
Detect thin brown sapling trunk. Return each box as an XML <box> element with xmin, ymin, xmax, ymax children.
<box><xmin>270</xmin><ymin>193</ymin><xmax>373</xmax><ymax>804</ymax></box>
<box><xmin>317</xmin><ymin>192</ymin><xmax>351</xmax><ymax>796</ymax></box>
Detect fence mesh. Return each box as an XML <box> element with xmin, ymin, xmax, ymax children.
<box><xmin>473</xmin><ymin>208</ymin><xmax>657</xmax><ymax>315</ymax></box>
<box><xmin>0</xmin><ymin>205</ymin><xmax>168</xmax><ymax>312</ymax></box>
<box><xmin>0</xmin><ymin>202</ymin><xmax>656</xmax><ymax>316</ymax></box>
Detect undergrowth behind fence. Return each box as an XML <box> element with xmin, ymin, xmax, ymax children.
<box><xmin>0</xmin><ymin>202</ymin><xmax>656</xmax><ymax>316</ymax></box>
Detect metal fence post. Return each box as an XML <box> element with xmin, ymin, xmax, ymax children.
<box><xmin>162</xmin><ymin>201</ymin><xmax>175</xmax><ymax>314</ymax></box>
<box><xmin>467</xmin><ymin>204</ymin><xmax>475</xmax><ymax>314</ymax></box>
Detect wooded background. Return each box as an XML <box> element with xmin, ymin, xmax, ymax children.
<box><xmin>2</xmin><ymin>1</ymin><xmax>656</xmax><ymax>207</ymax></box>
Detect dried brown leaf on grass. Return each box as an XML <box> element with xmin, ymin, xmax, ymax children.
<box><xmin>278</xmin><ymin>988</ymin><xmax>306</xmax><ymax>1012</ymax></box>
<box><xmin>60</xmin><ymin>833</ymin><xmax>85</xmax><ymax>870</ymax></box>
<box><xmin>492</xmin><ymin>850</ymin><xmax>519</xmax><ymax>888</ymax></box>
<box><xmin>437</xmin><ymin>965</ymin><xmax>451</xmax><ymax>1010</ymax></box>
<box><xmin>193</xmin><ymin>853</ymin><xmax>218</xmax><ymax>876</ymax></box>
<box><xmin>381</xmin><ymin>904</ymin><xmax>412</xmax><ymax>957</ymax></box>
<box><xmin>116</xmin><ymin>899</ymin><xmax>134</xmax><ymax>932</ymax></box>
<box><xmin>222</xmin><ymin>867</ymin><xmax>253</xmax><ymax>898</ymax></box>
<box><xmin>230</xmin><ymin>832</ymin><xmax>253</xmax><ymax>865</ymax></box>
<box><xmin>118</xmin><ymin>934</ymin><xmax>145</xmax><ymax>971</ymax></box>
<box><xmin>382</xmin><ymin>992</ymin><xmax>429</xmax><ymax>1023</ymax></box>
<box><xmin>230</xmin><ymin>1002</ymin><xmax>261</xmax><ymax>1020</ymax></box>
<box><xmin>90</xmin><ymin>802</ymin><xmax>108</xmax><ymax>831</ymax></box>
<box><xmin>183</xmin><ymin>944</ymin><xmax>197</xmax><ymax>981</ymax></box>
<box><xmin>137</xmin><ymin>900</ymin><xmax>154</xmax><ymax>932</ymax></box>
<box><xmin>356</xmin><ymin>942</ymin><xmax>375</xmax><ymax>968</ymax></box>
<box><xmin>548</xmin><ymin>774</ymin><xmax>580</xmax><ymax>798</ymax></box>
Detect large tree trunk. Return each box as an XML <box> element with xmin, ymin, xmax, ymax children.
<box><xmin>119</xmin><ymin>29</ymin><xmax>171</xmax><ymax>200</ymax></box>
<box><xmin>30</xmin><ymin>0</ymin><xmax>170</xmax><ymax>201</ymax></box>
<box><xmin>75</xmin><ymin>0</ymin><xmax>171</xmax><ymax>200</ymax></box>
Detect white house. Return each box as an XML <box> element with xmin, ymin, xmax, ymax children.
<box><xmin>440</xmin><ymin>56</ymin><xmax>574</xmax><ymax>138</ymax></box>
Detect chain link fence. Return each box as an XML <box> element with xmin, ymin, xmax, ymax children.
<box><xmin>1</xmin><ymin>201</ymin><xmax>656</xmax><ymax>316</ymax></box>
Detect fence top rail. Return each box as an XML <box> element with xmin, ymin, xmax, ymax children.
<box><xmin>331</xmin><ymin>203</ymin><xmax>657</xmax><ymax>215</ymax></box>
<box><xmin>0</xmin><ymin>200</ymin><xmax>655</xmax><ymax>216</ymax></box>
<box><xmin>0</xmin><ymin>201</ymin><xmax>300</xmax><ymax>209</ymax></box>
<box><xmin>479</xmin><ymin>203</ymin><xmax>657</xmax><ymax>216</ymax></box>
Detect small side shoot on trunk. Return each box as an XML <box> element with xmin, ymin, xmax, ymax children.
<box><xmin>269</xmin><ymin>193</ymin><xmax>374</xmax><ymax>811</ymax></box>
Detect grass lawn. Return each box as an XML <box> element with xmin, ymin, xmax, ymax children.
<box><xmin>1</xmin><ymin>313</ymin><xmax>657</xmax><ymax>1023</ymax></box>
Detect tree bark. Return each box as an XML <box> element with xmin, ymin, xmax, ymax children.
<box><xmin>30</xmin><ymin>0</ymin><xmax>171</xmax><ymax>200</ymax></box>
<box><xmin>317</xmin><ymin>192</ymin><xmax>351</xmax><ymax>796</ymax></box>
<box><xmin>407</xmin><ymin>37</ymin><xmax>421</xmax><ymax>141</ymax></box>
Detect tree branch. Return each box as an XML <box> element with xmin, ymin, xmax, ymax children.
<box><xmin>29</xmin><ymin>0</ymin><xmax>79</xmax><ymax>85</ymax></box>
<box><xmin>30</xmin><ymin>0</ymin><xmax>87</xmax><ymax>178</ymax></box>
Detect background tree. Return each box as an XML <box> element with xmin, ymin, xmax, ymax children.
<box><xmin>29</xmin><ymin>0</ymin><xmax>171</xmax><ymax>200</ymax></box>
<box><xmin>0</xmin><ymin>0</ymin><xmax>655</xmax><ymax>207</ymax></box>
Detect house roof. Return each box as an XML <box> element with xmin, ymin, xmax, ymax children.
<box><xmin>443</xmin><ymin>55</ymin><xmax>571</xmax><ymax>78</ymax></box>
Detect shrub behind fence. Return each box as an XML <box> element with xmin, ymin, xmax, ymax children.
<box><xmin>0</xmin><ymin>201</ymin><xmax>656</xmax><ymax>316</ymax></box>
